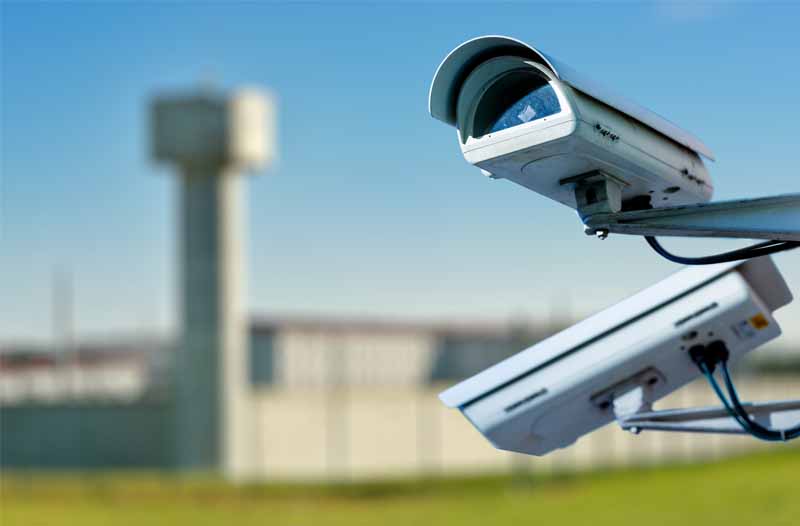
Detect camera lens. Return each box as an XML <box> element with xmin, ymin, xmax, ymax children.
<box><xmin>473</xmin><ymin>72</ymin><xmax>561</xmax><ymax>136</ymax></box>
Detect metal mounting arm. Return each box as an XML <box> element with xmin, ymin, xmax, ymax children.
<box><xmin>582</xmin><ymin>193</ymin><xmax>800</xmax><ymax>241</ymax></box>
<box><xmin>617</xmin><ymin>399</ymin><xmax>800</xmax><ymax>435</ymax></box>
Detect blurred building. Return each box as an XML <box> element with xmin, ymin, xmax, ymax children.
<box><xmin>0</xmin><ymin>339</ymin><xmax>167</xmax><ymax>404</ymax></box>
<box><xmin>3</xmin><ymin>315</ymin><xmax>796</xmax><ymax>479</ymax></box>
<box><xmin>0</xmin><ymin>315</ymin><xmax>559</xmax><ymax>475</ymax></box>
<box><xmin>0</xmin><ymin>315</ymin><xmax>552</xmax><ymax>403</ymax></box>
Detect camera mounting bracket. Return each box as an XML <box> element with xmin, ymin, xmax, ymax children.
<box><xmin>562</xmin><ymin>170</ymin><xmax>628</xmax><ymax>216</ymax></box>
<box><xmin>616</xmin><ymin>399</ymin><xmax>800</xmax><ymax>436</ymax></box>
<box><xmin>580</xmin><ymin>193</ymin><xmax>800</xmax><ymax>241</ymax></box>
<box><xmin>595</xmin><ymin>368</ymin><xmax>800</xmax><ymax>437</ymax></box>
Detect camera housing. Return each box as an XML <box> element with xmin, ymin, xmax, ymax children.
<box><xmin>429</xmin><ymin>36</ymin><xmax>715</xmax><ymax>213</ymax></box>
<box><xmin>439</xmin><ymin>256</ymin><xmax>792</xmax><ymax>456</ymax></box>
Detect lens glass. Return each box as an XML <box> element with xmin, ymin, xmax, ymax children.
<box><xmin>488</xmin><ymin>82</ymin><xmax>561</xmax><ymax>134</ymax></box>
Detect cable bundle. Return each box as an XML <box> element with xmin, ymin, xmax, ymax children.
<box><xmin>698</xmin><ymin>357</ymin><xmax>800</xmax><ymax>442</ymax></box>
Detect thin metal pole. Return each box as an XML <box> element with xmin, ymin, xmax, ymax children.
<box><xmin>52</xmin><ymin>267</ymin><xmax>75</xmax><ymax>398</ymax></box>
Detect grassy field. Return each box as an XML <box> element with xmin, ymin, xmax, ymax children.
<box><xmin>2</xmin><ymin>448</ymin><xmax>798</xmax><ymax>526</ymax></box>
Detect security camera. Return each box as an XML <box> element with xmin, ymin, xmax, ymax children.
<box><xmin>428</xmin><ymin>36</ymin><xmax>800</xmax><ymax>259</ymax></box>
<box><xmin>439</xmin><ymin>256</ymin><xmax>793</xmax><ymax>456</ymax></box>
<box><xmin>429</xmin><ymin>35</ymin><xmax>714</xmax><ymax>215</ymax></box>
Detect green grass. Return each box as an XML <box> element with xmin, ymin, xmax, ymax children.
<box><xmin>3</xmin><ymin>448</ymin><xmax>799</xmax><ymax>526</ymax></box>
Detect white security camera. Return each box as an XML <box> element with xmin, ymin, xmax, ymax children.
<box><xmin>429</xmin><ymin>36</ymin><xmax>800</xmax><ymax>254</ymax></box>
<box><xmin>439</xmin><ymin>256</ymin><xmax>793</xmax><ymax>455</ymax></box>
<box><xmin>429</xmin><ymin>35</ymin><xmax>714</xmax><ymax>215</ymax></box>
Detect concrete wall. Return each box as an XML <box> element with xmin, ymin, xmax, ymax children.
<box><xmin>275</xmin><ymin>329</ymin><xmax>437</xmax><ymax>388</ymax></box>
<box><xmin>245</xmin><ymin>376</ymin><xmax>796</xmax><ymax>481</ymax></box>
<box><xmin>1</xmin><ymin>376</ymin><xmax>796</xmax><ymax>478</ymax></box>
<box><xmin>0</xmin><ymin>402</ymin><xmax>171</xmax><ymax>469</ymax></box>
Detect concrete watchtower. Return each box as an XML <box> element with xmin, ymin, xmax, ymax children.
<box><xmin>150</xmin><ymin>89</ymin><xmax>275</xmax><ymax>477</ymax></box>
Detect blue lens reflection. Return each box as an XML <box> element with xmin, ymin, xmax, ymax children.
<box><xmin>489</xmin><ymin>84</ymin><xmax>561</xmax><ymax>134</ymax></box>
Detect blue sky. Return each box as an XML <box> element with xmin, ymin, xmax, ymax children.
<box><xmin>2</xmin><ymin>2</ymin><xmax>800</xmax><ymax>344</ymax></box>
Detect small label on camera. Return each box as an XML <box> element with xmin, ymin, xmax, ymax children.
<box><xmin>749</xmin><ymin>313</ymin><xmax>769</xmax><ymax>330</ymax></box>
<box><xmin>732</xmin><ymin>319</ymin><xmax>757</xmax><ymax>340</ymax></box>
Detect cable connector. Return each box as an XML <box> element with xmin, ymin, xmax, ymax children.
<box><xmin>688</xmin><ymin>341</ymin><xmax>729</xmax><ymax>374</ymax></box>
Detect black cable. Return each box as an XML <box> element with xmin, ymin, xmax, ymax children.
<box><xmin>697</xmin><ymin>363</ymin><xmax>755</xmax><ymax>433</ymax></box>
<box><xmin>697</xmin><ymin>358</ymin><xmax>800</xmax><ymax>442</ymax></box>
<box><xmin>645</xmin><ymin>236</ymin><xmax>800</xmax><ymax>265</ymax></box>
<box><xmin>706</xmin><ymin>364</ymin><xmax>781</xmax><ymax>441</ymax></box>
<box><xmin>719</xmin><ymin>361</ymin><xmax>800</xmax><ymax>441</ymax></box>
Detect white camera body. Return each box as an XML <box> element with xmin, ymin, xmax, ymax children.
<box><xmin>429</xmin><ymin>36</ymin><xmax>715</xmax><ymax>213</ymax></box>
<box><xmin>439</xmin><ymin>256</ymin><xmax>792</xmax><ymax>456</ymax></box>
